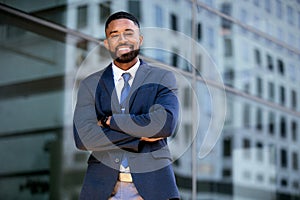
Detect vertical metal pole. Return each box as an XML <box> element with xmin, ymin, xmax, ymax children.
<box><xmin>191</xmin><ymin>0</ymin><xmax>197</xmax><ymax>200</ymax></box>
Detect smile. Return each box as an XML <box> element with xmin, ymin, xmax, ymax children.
<box><xmin>116</xmin><ymin>46</ymin><xmax>133</xmax><ymax>54</ymax></box>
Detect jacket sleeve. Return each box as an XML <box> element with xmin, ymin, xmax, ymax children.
<box><xmin>73</xmin><ymin>79</ymin><xmax>140</xmax><ymax>152</ymax></box>
<box><xmin>109</xmin><ymin>71</ymin><xmax>179</xmax><ymax>138</ymax></box>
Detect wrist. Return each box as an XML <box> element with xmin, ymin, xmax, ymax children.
<box><xmin>101</xmin><ymin>116</ymin><xmax>110</xmax><ymax>128</ymax></box>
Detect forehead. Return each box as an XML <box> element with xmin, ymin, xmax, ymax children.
<box><xmin>106</xmin><ymin>18</ymin><xmax>139</xmax><ymax>33</ymax></box>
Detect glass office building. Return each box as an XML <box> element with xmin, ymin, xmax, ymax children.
<box><xmin>0</xmin><ymin>0</ymin><xmax>299</xmax><ymax>199</ymax></box>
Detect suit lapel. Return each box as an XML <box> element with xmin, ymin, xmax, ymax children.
<box><xmin>129</xmin><ymin>61</ymin><xmax>151</xmax><ymax>110</ymax></box>
<box><xmin>98</xmin><ymin>64</ymin><xmax>120</xmax><ymax>113</ymax></box>
<box><xmin>98</xmin><ymin>60</ymin><xmax>151</xmax><ymax>114</ymax></box>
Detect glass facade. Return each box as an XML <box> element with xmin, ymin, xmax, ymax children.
<box><xmin>0</xmin><ymin>0</ymin><xmax>300</xmax><ymax>200</ymax></box>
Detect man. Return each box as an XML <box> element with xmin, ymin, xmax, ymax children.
<box><xmin>73</xmin><ymin>11</ymin><xmax>180</xmax><ymax>200</ymax></box>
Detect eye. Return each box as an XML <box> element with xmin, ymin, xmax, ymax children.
<box><xmin>124</xmin><ymin>32</ymin><xmax>134</xmax><ymax>37</ymax></box>
<box><xmin>110</xmin><ymin>34</ymin><xmax>119</xmax><ymax>38</ymax></box>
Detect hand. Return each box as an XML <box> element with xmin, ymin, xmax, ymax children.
<box><xmin>140</xmin><ymin>137</ymin><xmax>164</xmax><ymax>142</ymax></box>
<box><xmin>97</xmin><ymin>116</ymin><xmax>111</xmax><ymax>127</ymax></box>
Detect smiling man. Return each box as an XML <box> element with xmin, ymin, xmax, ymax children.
<box><xmin>73</xmin><ymin>11</ymin><xmax>180</xmax><ymax>200</ymax></box>
<box><xmin>104</xmin><ymin>16</ymin><xmax>142</xmax><ymax>68</ymax></box>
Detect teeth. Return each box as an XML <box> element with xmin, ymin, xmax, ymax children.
<box><xmin>119</xmin><ymin>47</ymin><xmax>130</xmax><ymax>50</ymax></box>
<box><xmin>118</xmin><ymin>47</ymin><xmax>130</xmax><ymax>50</ymax></box>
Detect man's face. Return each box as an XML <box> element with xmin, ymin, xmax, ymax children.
<box><xmin>104</xmin><ymin>18</ymin><xmax>143</xmax><ymax>63</ymax></box>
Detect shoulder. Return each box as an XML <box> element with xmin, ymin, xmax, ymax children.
<box><xmin>81</xmin><ymin>65</ymin><xmax>110</xmax><ymax>86</ymax></box>
<box><xmin>78</xmin><ymin>65</ymin><xmax>111</xmax><ymax>94</ymax></box>
<box><xmin>141</xmin><ymin>60</ymin><xmax>174</xmax><ymax>78</ymax></box>
<box><xmin>81</xmin><ymin>70</ymin><xmax>102</xmax><ymax>85</ymax></box>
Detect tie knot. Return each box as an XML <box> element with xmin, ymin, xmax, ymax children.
<box><xmin>122</xmin><ymin>73</ymin><xmax>131</xmax><ymax>83</ymax></box>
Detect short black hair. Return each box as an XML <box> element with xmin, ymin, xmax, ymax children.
<box><xmin>105</xmin><ymin>11</ymin><xmax>140</xmax><ymax>30</ymax></box>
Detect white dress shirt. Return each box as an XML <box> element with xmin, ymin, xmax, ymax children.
<box><xmin>111</xmin><ymin>58</ymin><xmax>140</xmax><ymax>173</ymax></box>
<box><xmin>112</xmin><ymin>59</ymin><xmax>140</xmax><ymax>102</ymax></box>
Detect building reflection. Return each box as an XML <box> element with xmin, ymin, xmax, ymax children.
<box><xmin>0</xmin><ymin>0</ymin><xmax>299</xmax><ymax>199</ymax></box>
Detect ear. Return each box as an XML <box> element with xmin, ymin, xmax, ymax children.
<box><xmin>103</xmin><ymin>39</ymin><xmax>109</xmax><ymax>50</ymax></box>
<box><xmin>139</xmin><ymin>35</ymin><xmax>144</xmax><ymax>46</ymax></box>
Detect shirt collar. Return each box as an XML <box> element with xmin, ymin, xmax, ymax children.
<box><xmin>112</xmin><ymin>58</ymin><xmax>140</xmax><ymax>82</ymax></box>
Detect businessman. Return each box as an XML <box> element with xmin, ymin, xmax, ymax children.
<box><xmin>73</xmin><ymin>11</ymin><xmax>180</xmax><ymax>200</ymax></box>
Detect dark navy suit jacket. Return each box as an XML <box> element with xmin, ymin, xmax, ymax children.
<box><xmin>73</xmin><ymin>60</ymin><xmax>180</xmax><ymax>200</ymax></box>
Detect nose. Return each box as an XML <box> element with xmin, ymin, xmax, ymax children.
<box><xmin>118</xmin><ymin>33</ymin><xmax>127</xmax><ymax>43</ymax></box>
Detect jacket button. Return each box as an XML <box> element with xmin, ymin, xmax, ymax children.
<box><xmin>115</xmin><ymin>158</ymin><xmax>120</xmax><ymax>163</ymax></box>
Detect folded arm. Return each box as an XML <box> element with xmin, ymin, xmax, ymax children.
<box><xmin>73</xmin><ymin>80</ymin><xmax>140</xmax><ymax>152</ymax></box>
<box><xmin>109</xmin><ymin>71</ymin><xmax>179</xmax><ymax>138</ymax></box>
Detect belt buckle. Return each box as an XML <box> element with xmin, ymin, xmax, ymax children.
<box><xmin>119</xmin><ymin>173</ymin><xmax>133</xmax><ymax>183</ymax></box>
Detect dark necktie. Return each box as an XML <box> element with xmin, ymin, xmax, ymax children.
<box><xmin>120</xmin><ymin>73</ymin><xmax>131</xmax><ymax>169</ymax></box>
<box><xmin>120</xmin><ymin>73</ymin><xmax>131</xmax><ymax>113</ymax></box>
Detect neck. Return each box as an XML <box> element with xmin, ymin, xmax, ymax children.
<box><xmin>114</xmin><ymin>57</ymin><xmax>139</xmax><ymax>71</ymax></box>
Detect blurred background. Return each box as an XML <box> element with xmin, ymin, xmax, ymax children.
<box><xmin>0</xmin><ymin>0</ymin><xmax>299</xmax><ymax>199</ymax></box>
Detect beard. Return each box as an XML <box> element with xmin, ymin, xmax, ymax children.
<box><xmin>109</xmin><ymin>45</ymin><xmax>140</xmax><ymax>63</ymax></box>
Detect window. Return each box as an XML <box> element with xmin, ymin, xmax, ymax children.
<box><xmin>254</xmin><ymin>48</ymin><xmax>261</xmax><ymax>66</ymax></box>
<box><xmin>195</xmin><ymin>54</ymin><xmax>202</xmax><ymax>74</ymax></box>
<box><xmin>242</xmin><ymin>41</ymin><xmax>249</xmax><ymax>61</ymax></box>
<box><xmin>276</xmin><ymin>0</ymin><xmax>282</xmax><ymax>19</ymax></box>
<box><xmin>224</xmin><ymin>38</ymin><xmax>233</xmax><ymax>57</ymax></box>
<box><xmin>128</xmin><ymin>0</ymin><xmax>141</xmax><ymax>22</ymax></box>
<box><xmin>170</xmin><ymin>13</ymin><xmax>178</xmax><ymax>31</ymax></box>
<box><xmin>267</xmin><ymin>54</ymin><xmax>273</xmax><ymax>70</ymax></box>
<box><xmin>171</xmin><ymin>48</ymin><xmax>179</xmax><ymax>67</ymax></box>
<box><xmin>240</xmin><ymin>9</ymin><xmax>247</xmax><ymax>23</ymax></box>
<box><xmin>184</xmin><ymin>124</ymin><xmax>192</xmax><ymax>144</ymax></box>
<box><xmin>265</xmin><ymin>0</ymin><xmax>271</xmax><ymax>13</ymax></box>
<box><xmin>183</xmin><ymin>87</ymin><xmax>192</xmax><ymax>108</ymax></box>
<box><xmin>268</xmin><ymin>144</ymin><xmax>276</xmax><ymax>165</ymax></box>
<box><xmin>207</xmin><ymin>27</ymin><xmax>215</xmax><ymax>48</ymax></box>
<box><xmin>280</xmin><ymin>116</ymin><xmax>286</xmax><ymax>138</ymax></box>
<box><xmin>239</xmin><ymin>9</ymin><xmax>248</xmax><ymax>33</ymax></box>
<box><xmin>154</xmin><ymin>5</ymin><xmax>163</xmax><ymax>27</ymax></box>
<box><xmin>253</xmin><ymin>15</ymin><xmax>261</xmax><ymax>31</ymax></box>
<box><xmin>243</xmin><ymin>103</ymin><xmax>251</xmax><ymax>128</ymax></box>
<box><xmin>243</xmin><ymin>138</ymin><xmax>251</xmax><ymax>158</ymax></box>
<box><xmin>293</xmin><ymin>181</ymin><xmax>300</xmax><ymax>190</ymax></box>
<box><xmin>279</xmin><ymin>85</ymin><xmax>285</xmax><ymax>105</ymax></box>
<box><xmin>256</xmin><ymin>174</ymin><xmax>264</xmax><ymax>182</ymax></box>
<box><xmin>277</xmin><ymin>59</ymin><xmax>284</xmax><ymax>75</ymax></box>
<box><xmin>277</xmin><ymin>27</ymin><xmax>284</xmax><ymax>42</ymax></box>
<box><xmin>256</xmin><ymin>77</ymin><xmax>263</xmax><ymax>98</ymax></box>
<box><xmin>77</xmin><ymin>5</ymin><xmax>88</xmax><ymax>28</ymax></box>
<box><xmin>32</xmin><ymin>5</ymin><xmax>66</xmax><ymax>25</ymax></box>
<box><xmin>224</xmin><ymin>69</ymin><xmax>235</xmax><ymax>86</ymax></box>
<box><xmin>223</xmin><ymin>137</ymin><xmax>232</xmax><ymax>157</ymax></box>
<box><xmin>244</xmin><ymin>83</ymin><xmax>250</xmax><ymax>94</ymax></box>
<box><xmin>99</xmin><ymin>1</ymin><xmax>111</xmax><ymax>23</ymax></box>
<box><xmin>280</xmin><ymin>149</ymin><xmax>288</xmax><ymax>168</ymax></box>
<box><xmin>287</xmin><ymin>5</ymin><xmax>294</xmax><ymax>25</ymax></box>
<box><xmin>291</xmin><ymin>90</ymin><xmax>297</xmax><ymax>109</ymax></box>
<box><xmin>185</xmin><ymin>19</ymin><xmax>192</xmax><ymax>36</ymax></box>
<box><xmin>222</xmin><ymin>168</ymin><xmax>232</xmax><ymax>178</ymax></box>
<box><xmin>281</xmin><ymin>178</ymin><xmax>288</xmax><ymax>187</ymax></box>
<box><xmin>197</xmin><ymin>23</ymin><xmax>202</xmax><ymax>41</ymax></box>
<box><xmin>292</xmin><ymin>152</ymin><xmax>299</xmax><ymax>170</ymax></box>
<box><xmin>291</xmin><ymin>121</ymin><xmax>298</xmax><ymax>141</ymax></box>
<box><xmin>221</xmin><ymin>3</ymin><xmax>232</xmax><ymax>29</ymax></box>
<box><xmin>288</xmin><ymin>64</ymin><xmax>296</xmax><ymax>82</ymax></box>
<box><xmin>243</xmin><ymin>170</ymin><xmax>251</xmax><ymax>180</ymax></box>
<box><xmin>256</xmin><ymin>107</ymin><xmax>263</xmax><ymax>130</ymax></box>
<box><xmin>268</xmin><ymin>111</ymin><xmax>275</xmax><ymax>135</ymax></box>
<box><xmin>268</xmin><ymin>82</ymin><xmax>275</xmax><ymax>101</ymax></box>
<box><xmin>256</xmin><ymin>142</ymin><xmax>263</xmax><ymax>162</ymax></box>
